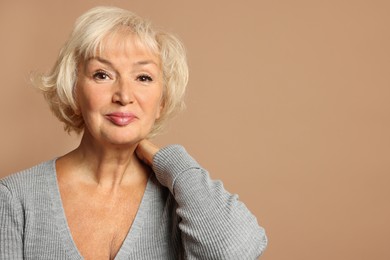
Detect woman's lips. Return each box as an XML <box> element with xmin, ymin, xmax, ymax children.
<box><xmin>105</xmin><ymin>112</ymin><xmax>137</xmax><ymax>126</ymax></box>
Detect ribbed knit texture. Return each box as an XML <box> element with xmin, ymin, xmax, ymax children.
<box><xmin>0</xmin><ymin>145</ymin><xmax>267</xmax><ymax>259</ymax></box>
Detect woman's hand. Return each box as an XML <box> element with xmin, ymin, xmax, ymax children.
<box><xmin>136</xmin><ymin>139</ymin><xmax>160</xmax><ymax>167</ymax></box>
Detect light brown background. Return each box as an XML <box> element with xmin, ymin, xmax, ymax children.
<box><xmin>1</xmin><ymin>0</ymin><xmax>389</xmax><ymax>259</ymax></box>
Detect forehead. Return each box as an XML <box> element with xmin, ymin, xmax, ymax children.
<box><xmin>92</xmin><ymin>28</ymin><xmax>160</xmax><ymax>62</ymax></box>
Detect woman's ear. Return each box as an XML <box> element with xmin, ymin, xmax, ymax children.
<box><xmin>74</xmin><ymin>107</ymin><xmax>81</xmax><ymax>116</ymax></box>
<box><xmin>156</xmin><ymin>91</ymin><xmax>165</xmax><ymax>119</ymax></box>
<box><xmin>72</xmin><ymin>78</ymin><xmax>81</xmax><ymax>115</ymax></box>
<box><xmin>156</xmin><ymin>102</ymin><xmax>163</xmax><ymax>120</ymax></box>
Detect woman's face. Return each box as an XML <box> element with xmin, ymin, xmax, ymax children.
<box><xmin>76</xmin><ymin>32</ymin><xmax>163</xmax><ymax>147</ymax></box>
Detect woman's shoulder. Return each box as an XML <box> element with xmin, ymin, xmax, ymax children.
<box><xmin>0</xmin><ymin>159</ymin><xmax>56</xmax><ymax>194</ymax></box>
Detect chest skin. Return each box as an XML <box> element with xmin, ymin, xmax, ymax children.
<box><xmin>58</xmin><ymin>173</ymin><xmax>149</xmax><ymax>260</ymax></box>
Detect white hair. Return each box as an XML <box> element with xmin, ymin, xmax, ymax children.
<box><xmin>34</xmin><ymin>6</ymin><xmax>188</xmax><ymax>136</ymax></box>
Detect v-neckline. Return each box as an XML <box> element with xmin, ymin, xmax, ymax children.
<box><xmin>47</xmin><ymin>158</ymin><xmax>152</xmax><ymax>259</ymax></box>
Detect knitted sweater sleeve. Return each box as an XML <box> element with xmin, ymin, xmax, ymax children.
<box><xmin>0</xmin><ymin>183</ymin><xmax>24</xmax><ymax>259</ymax></box>
<box><xmin>152</xmin><ymin>145</ymin><xmax>267</xmax><ymax>259</ymax></box>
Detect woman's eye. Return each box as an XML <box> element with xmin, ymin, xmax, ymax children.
<box><xmin>137</xmin><ymin>74</ymin><xmax>153</xmax><ymax>82</ymax></box>
<box><xmin>93</xmin><ymin>71</ymin><xmax>110</xmax><ymax>80</ymax></box>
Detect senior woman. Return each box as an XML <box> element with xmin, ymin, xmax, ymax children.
<box><xmin>0</xmin><ymin>6</ymin><xmax>267</xmax><ymax>260</ymax></box>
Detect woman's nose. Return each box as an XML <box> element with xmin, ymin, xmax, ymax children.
<box><xmin>112</xmin><ymin>79</ymin><xmax>134</xmax><ymax>105</ymax></box>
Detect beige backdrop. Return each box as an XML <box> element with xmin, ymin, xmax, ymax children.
<box><xmin>1</xmin><ymin>0</ymin><xmax>389</xmax><ymax>259</ymax></box>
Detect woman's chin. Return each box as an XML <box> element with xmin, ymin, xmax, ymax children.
<box><xmin>83</xmin><ymin>127</ymin><xmax>150</xmax><ymax>149</ymax></box>
<box><xmin>102</xmin><ymin>133</ymin><xmax>145</xmax><ymax>147</ymax></box>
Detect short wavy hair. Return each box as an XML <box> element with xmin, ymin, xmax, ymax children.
<box><xmin>34</xmin><ymin>6</ymin><xmax>188</xmax><ymax>137</ymax></box>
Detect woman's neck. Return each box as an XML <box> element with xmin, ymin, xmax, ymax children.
<box><xmin>57</xmin><ymin>132</ymin><xmax>147</xmax><ymax>192</ymax></box>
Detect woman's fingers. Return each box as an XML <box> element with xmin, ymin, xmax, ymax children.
<box><xmin>136</xmin><ymin>139</ymin><xmax>160</xmax><ymax>166</ymax></box>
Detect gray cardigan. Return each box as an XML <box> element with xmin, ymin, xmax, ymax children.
<box><xmin>0</xmin><ymin>145</ymin><xmax>267</xmax><ymax>259</ymax></box>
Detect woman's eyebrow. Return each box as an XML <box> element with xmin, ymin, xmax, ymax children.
<box><xmin>87</xmin><ymin>56</ymin><xmax>113</xmax><ymax>66</ymax></box>
<box><xmin>86</xmin><ymin>57</ymin><xmax>158</xmax><ymax>68</ymax></box>
<box><xmin>133</xmin><ymin>59</ymin><xmax>159</xmax><ymax>67</ymax></box>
